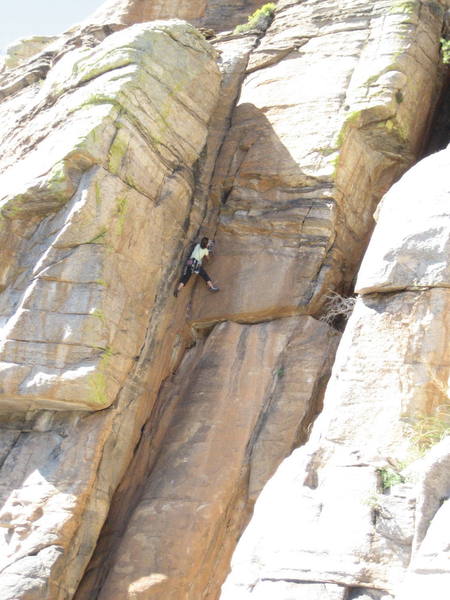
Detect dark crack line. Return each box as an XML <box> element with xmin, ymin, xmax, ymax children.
<box><xmin>0</xmin><ymin>431</ymin><xmax>23</xmax><ymax>472</ymax></box>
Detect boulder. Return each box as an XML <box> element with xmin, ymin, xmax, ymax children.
<box><xmin>356</xmin><ymin>146</ymin><xmax>450</xmax><ymax>294</ymax></box>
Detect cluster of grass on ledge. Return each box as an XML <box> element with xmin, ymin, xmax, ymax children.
<box><xmin>234</xmin><ymin>3</ymin><xmax>277</xmax><ymax>34</ymax></box>
<box><xmin>408</xmin><ymin>402</ymin><xmax>450</xmax><ymax>454</ymax></box>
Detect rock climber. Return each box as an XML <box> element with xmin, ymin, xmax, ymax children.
<box><xmin>174</xmin><ymin>237</ymin><xmax>220</xmax><ymax>297</ymax></box>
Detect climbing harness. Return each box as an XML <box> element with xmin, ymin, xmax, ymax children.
<box><xmin>185</xmin><ymin>257</ymin><xmax>200</xmax><ymax>274</ymax></box>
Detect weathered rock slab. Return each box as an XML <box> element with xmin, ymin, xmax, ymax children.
<box><xmin>191</xmin><ymin>0</ymin><xmax>445</xmax><ymax>325</ymax></box>
<box><xmin>220</xmin><ymin>297</ymin><xmax>435</xmax><ymax>597</ymax></box>
<box><xmin>396</xmin><ymin>437</ymin><xmax>450</xmax><ymax>600</ymax></box>
<box><xmin>96</xmin><ymin>316</ymin><xmax>339</xmax><ymax>600</ymax></box>
<box><xmin>0</xmin><ymin>21</ymin><xmax>220</xmax><ymax>411</ymax></box>
<box><xmin>89</xmin><ymin>0</ymin><xmax>209</xmax><ymax>25</ymax></box>
<box><xmin>0</xmin><ymin>19</ymin><xmax>220</xmax><ymax>600</ymax></box>
<box><xmin>89</xmin><ymin>0</ymin><xmax>271</xmax><ymax>32</ymax></box>
<box><xmin>2</xmin><ymin>36</ymin><xmax>57</xmax><ymax>70</ymax></box>
<box><xmin>220</xmin><ymin>147</ymin><xmax>450</xmax><ymax>599</ymax></box>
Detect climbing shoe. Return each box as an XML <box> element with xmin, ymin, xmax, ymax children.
<box><xmin>209</xmin><ymin>286</ymin><xmax>220</xmax><ymax>293</ymax></box>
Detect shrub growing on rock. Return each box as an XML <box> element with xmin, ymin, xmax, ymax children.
<box><xmin>319</xmin><ymin>291</ymin><xmax>356</xmax><ymax>330</ymax></box>
<box><xmin>234</xmin><ymin>3</ymin><xmax>277</xmax><ymax>34</ymax></box>
<box><xmin>408</xmin><ymin>403</ymin><xmax>450</xmax><ymax>453</ymax></box>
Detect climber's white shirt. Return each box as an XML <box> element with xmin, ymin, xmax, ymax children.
<box><xmin>190</xmin><ymin>244</ymin><xmax>209</xmax><ymax>264</ymax></box>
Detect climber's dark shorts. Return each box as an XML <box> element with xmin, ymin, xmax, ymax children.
<box><xmin>180</xmin><ymin>265</ymin><xmax>211</xmax><ymax>286</ymax></box>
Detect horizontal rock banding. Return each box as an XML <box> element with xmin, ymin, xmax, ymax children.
<box><xmin>0</xmin><ymin>21</ymin><xmax>220</xmax><ymax>600</ymax></box>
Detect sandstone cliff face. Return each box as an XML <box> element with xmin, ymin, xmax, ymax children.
<box><xmin>96</xmin><ymin>318</ymin><xmax>339</xmax><ymax>600</ymax></box>
<box><xmin>0</xmin><ymin>20</ymin><xmax>220</xmax><ymax>599</ymax></box>
<box><xmin>221</xmin><ymin>143</ymin><xmax>450</xmax><ymax>600</ymax></box>
<box><xmin>89</xmin><ymin>0</ymin><xmax>270</xmax><ymax>32</ymax></box>
<box><xmin>80</xmin><ymin>1</ymin><xmax>448</xmax><ymax>599</ymax></box>
<box><xmin>1</xmin><ymin>36</ymin><xmax>58</xmax><ymax>70</ymax></box>
<box><xmin>192</xmin><ymin>0</ymin><xmax>444</xmax><ymax>325</ymax></box>
<box><xmin>0</xmin><ymin>1</ymin><xmax>448</xmax><ymax>599</ymax></box>
<box><xmin>0</xmin><ymin>20</ymin><xmax>220</xmax><ymax>413</ymax></box>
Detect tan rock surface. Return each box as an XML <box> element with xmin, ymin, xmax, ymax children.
<box><xmin>191</xmin><ymin>0</ymin><xmax>445</xmax><ymax>325</ymax></box>
<box><xmin>179</xmin><ymin>33</ymin><xmax>260</xmax><ymax>244</ymax></box>
<box><xmin>397</xmin><ymin>437</ymin><xmax>450</xmax><ymax>600</ymax></box>
<box><xmin>220</xmin><ymin>147</ymin><xmax>450</xmax><ymax>598</ymax></box>
<box><xmin>0</xmin><ymin>3</ymin><xmax>447</xmax><ymax>600</ymax></box>
<box><xmin>0</xmin><ymin>21</ymin><xmax>220</xmax><ymax>600</ymax></box>
<box><xmin>0</xmin><ymin>21</ymin><xmax>219</xmax><ymax>411</ymax></box>
<box><xmin>2</xmin><ymin>36</ymin><xmax>57</xmax><ymax>70</ymax></box>
<box><xmin>89</xmin><ymin>0</ymin><xmax>209</xmax><ymax>25</ymax></box>
<box><xmin>0</xmin><ymin>25</ymin><xmax>123</xmax><ymax>102</ymax></box>
<box><xmin>356</xmin><ymin>146</ymin><xmax>450</xmax><ymax>294</ymax></box>
<box><xmin>94</xmin><ymin>317</ymin><xmax>339</xmax><ymax>600</ymax></box>
<box><xmin>74</xmin><ymin>31</ymin><xmax>307</xmax><ymax>599</ymax></box>
<box><xmin>89</xmin><ymin>0</ymin><xmax>270</xmax><ymax>31</ymax></box>
<box><xmin>42</xmin><ymin>3</ymin><xmax>449</xmax><ymax>598</ymax></box>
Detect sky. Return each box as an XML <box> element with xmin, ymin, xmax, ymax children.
<box><xmin>0</xmin><ymin>0</ymin><xmax>105</xmax><ymax>55</ymax></box>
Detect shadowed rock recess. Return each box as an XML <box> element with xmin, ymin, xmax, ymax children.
<box><xmin>0</xmin><ymin>1</ymin><xmax>448</xmax><ymax>600</ymax></box>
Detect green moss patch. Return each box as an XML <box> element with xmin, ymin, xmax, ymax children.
<box><xmin>108</xmin><ymin>133</ymin><xmax>129</xmax><ymax>174</ymax></box>
<box><xmin>115</xmin><ymin>196</ymin><xmax>128</xmax><ymax>235</ymax></box>
<box><xmin>88</xmin><ymin>369</ymin><xmax>108</xmax><ymax>407</ymax></box>
<box><xmin>441</xmin><ymin>38</ymin><xmax>450</xmax><ymax>65</ymax></box>
<box><xmin>389</xmin><ymin>0</ymin><xmax>417</xmax><ymax>14</ymax></box>
<box><xmin>88</xmin><ymin>346</ymin><xmax>114</xmax><ymax>407</ymax></box>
